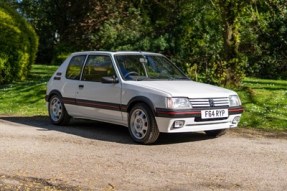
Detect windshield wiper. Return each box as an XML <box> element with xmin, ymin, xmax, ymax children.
<box><xmin>136</xmin><ymin>76</ymin><xmax>150</xmax><ymax>81</ymax></box>
<box><xmin>174</xmin><ymin>77</ymin><xmax>190</xmax><ymax>80</ymax></box>
<box><xmin>168</xmin><ymin>76</ymin><xmax>190</xmax><ymax>80</ymax></box>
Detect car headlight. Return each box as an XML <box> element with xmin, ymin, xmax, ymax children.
<box><xmin>166</xmin><ymin>97</ymin><xmax>192</xmax><ymax>109</ymax></box>
<box><xmin>229</xmin><ymin>95</ymin><xmax>241</xmax><ymax>107</ymax></box>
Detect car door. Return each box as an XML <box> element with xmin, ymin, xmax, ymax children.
<box><xmin>61</xmin><ymin>54</ymin><xmax>87</xmax><ymax>116</ymax></box>
<box><xmin>75</xmin><ymin>54</ymin><xmax>123</xmax><ymax>123</ymax></box>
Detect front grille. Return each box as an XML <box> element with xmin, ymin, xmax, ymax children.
<box><xmin>189</xmin><ymin>97</ymin><xmax>229</xmax><ymax>108</ymax></box>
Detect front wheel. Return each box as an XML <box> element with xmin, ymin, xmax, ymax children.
<box><xmin>128</xmin><ymin>103</ymin><xmax>160</xmax><ymax>144</ymax></box>
<box><xmin>48</xmin><ymin>95</ymin><xmax>70</xmax><ymax>125</ymax></box>
<box><xmin>205</xmin><ymin>129</ymin><xmax>227</xmax><ymax>138</ymax></box>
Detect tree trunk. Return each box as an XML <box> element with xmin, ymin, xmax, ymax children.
<box><xmin>219</xmin><ymin>0</ymin><xmax>244</xmax><ymax>87</ymax></box>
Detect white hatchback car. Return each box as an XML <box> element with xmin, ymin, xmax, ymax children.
<box><xmin>46</xmin><ymin>51</ymin><xmax>243</xmax><ymax>144</ymax></box>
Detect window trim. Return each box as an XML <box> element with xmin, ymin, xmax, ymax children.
<box><xmin>80</xmin><ymin>54</ymin><xmax>117</xmax><ymax>82</ymax></box>
<box><xmin>65</xmin><ymin>54</ymin><xmax>87</xmax><ymax>80</ymax></box>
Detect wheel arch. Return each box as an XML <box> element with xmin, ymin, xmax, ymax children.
<box><xmin>45</xmin><ymin>90</ymin><xmax>63</xmax><ymax>102</ymax></box>
<box><xmin>126</xmin><ymin>96</ymin><xmax>156</xmax><ymax>115</ymax></box>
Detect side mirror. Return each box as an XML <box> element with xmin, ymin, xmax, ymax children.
<box><xmin>101</xmin><ymin>76</ymin><xmax>119</xmax><ymax>84</ymax></box>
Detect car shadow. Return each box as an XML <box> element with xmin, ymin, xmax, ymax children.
<box><xmin>0</xmin><ymin>116</ymin><xmax>211</xmax><ymax>145</ymax></box>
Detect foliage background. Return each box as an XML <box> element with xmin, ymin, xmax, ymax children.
<box><xmin>0</xmin><ymin>2</ymin><xmax>38</xmax><ymax>84</ymax></box>
<box><xmin>3</xmin><ymin>0</ymin><xmax>287</xmax><ymax>86</ymax></box>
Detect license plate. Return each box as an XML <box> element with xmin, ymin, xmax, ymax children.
<box><xmin>201</xmin><ymin>109</ymin><xmax>228</xmax><ymax>119</ymax></box>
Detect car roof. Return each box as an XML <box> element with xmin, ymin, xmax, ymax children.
<box><xmin>70</xmin><ymin>51</ymin><xmax>163</xmax><ymax>57</ymax></box>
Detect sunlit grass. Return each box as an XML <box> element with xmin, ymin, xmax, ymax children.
<box><xmin>238</xmin><ymin>77</ymin><xmax>287</xmax><ymax>131</ymax></box>
<box><xmin>0</xmin><ymin>65</ymin><xmax>57</xmax><ymax>116</ymax></box>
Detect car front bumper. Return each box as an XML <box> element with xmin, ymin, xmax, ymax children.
<box><xmin>155</xmin><ymin>113</ymin><xmax>242</xmax><ymax>133</ymax></box>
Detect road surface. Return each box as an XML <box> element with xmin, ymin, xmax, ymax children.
<box><xmin>0</xmin><ymin>116</ymin><xmax>286</xmax><ymax>190</ymax></box>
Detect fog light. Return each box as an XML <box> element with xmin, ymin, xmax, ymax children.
<box><xmin>173</xmin><ymin>120</ymin><xmax>185</xmax><ymax>128</ymax></box>
<box><xmin>232</xmin><ymin>116</ymin><xmax>240</xmax><ymax>124</ymax></box>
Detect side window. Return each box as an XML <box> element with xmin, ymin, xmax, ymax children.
<box><xmin>66</xmin><ymin>55</ymin><xmax>86</xmax><ymax>80</ymax></box>
<box><xmin>82</xmin><ymin>55</ymin><xmax>115</xmax><ymax>82</ymax></box>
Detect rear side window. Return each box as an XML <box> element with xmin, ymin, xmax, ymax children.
<box><xmin>66</xmin><ymin>55</ymin><xmax>86</xmax><ymax>80</ymax></box>
<box><xmin>82</xmin><ymin>55</ymin><xmax>115</xmax><ymax>82</ymax></box>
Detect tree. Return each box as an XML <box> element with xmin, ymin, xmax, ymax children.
<box><xmin>136</xmin><ymin>0</ymin><xmax>249</xmax><ymax>87</ymax></box>
<box><xmin>241</xmin><ymin>0</ymin><xmax>287</xmax><ymax>79</ymax></box>
<box><xmin>209</xmin><ymin>0</ymin><xmax>252</xmax><ymax>87</ymax></box>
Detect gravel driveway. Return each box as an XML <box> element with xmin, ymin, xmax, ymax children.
<box><xmin>0</xmin><ymin>116</ymin><xmax>286</xmax><ymax>191</ymax></box>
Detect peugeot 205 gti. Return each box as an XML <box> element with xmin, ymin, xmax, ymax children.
<box><xmin>46</xmin><ymin>51</ymin><xmax>243</xmax><ymax>144</ymax></box>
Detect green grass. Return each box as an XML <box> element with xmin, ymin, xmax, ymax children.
<box><xmin>238</xmin><ymin>78</ymin><xmax>287</xmax><ymax>132</ymax></box>
<box><xmin>0</xmin><ymin>65</ymin><xmax>286</xmax><ymax>132</ymax></box>
<box><xmin>0</xmin><ymin>65</ymin><xmax>57</xmax><ymax>116</ymax></box>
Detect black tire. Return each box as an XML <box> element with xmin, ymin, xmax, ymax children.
<box><xmin>205</xmin><ymin>129</ymin><xmax>227</xmax><ymax>138</ymax></box>
<box><xmin>48</xmin><ymin>95</ymin><xmax>71</xmax><ymax>125</ymax></box>
<box><xmin>128</xmin><ymin>103</ymin><xmax>160</xmax><ymax>144</ymax></box>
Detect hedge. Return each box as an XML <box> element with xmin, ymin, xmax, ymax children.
<box><xmin>0</xmin><ymin>2</ymin><xmax>38</xmax><ymax>84</ymax></box>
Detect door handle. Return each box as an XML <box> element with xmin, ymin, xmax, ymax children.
<box><xmin>79</xmin><ymin>85</ymin><xmax>84</xmax><ymax>89</ymax></box>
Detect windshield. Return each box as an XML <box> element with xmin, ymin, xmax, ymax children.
<box><xmin>114</xmin><ymin>54</ymin><xmax>189</xmax><ymax>81</ymax></box>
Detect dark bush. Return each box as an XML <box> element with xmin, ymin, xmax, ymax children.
<box><xmin>0</xmin><ymin>2</ymin><xmax>38</xmax><ymax>84</ymax></box>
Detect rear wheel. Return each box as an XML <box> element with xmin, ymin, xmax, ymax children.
<box><xmin>205</xmin><ymin>129</ymin><xmax>227</xmax><ymax>138</ymax></box>
<box><xmin>48</xmin><ymin>95</ymin><xmax>70</xmax><ymax>125</ymax></box>
<box><xmin>128</xmin><ymin>103</ymin><xmax>160</xmax><ymax>144</ymax></box>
